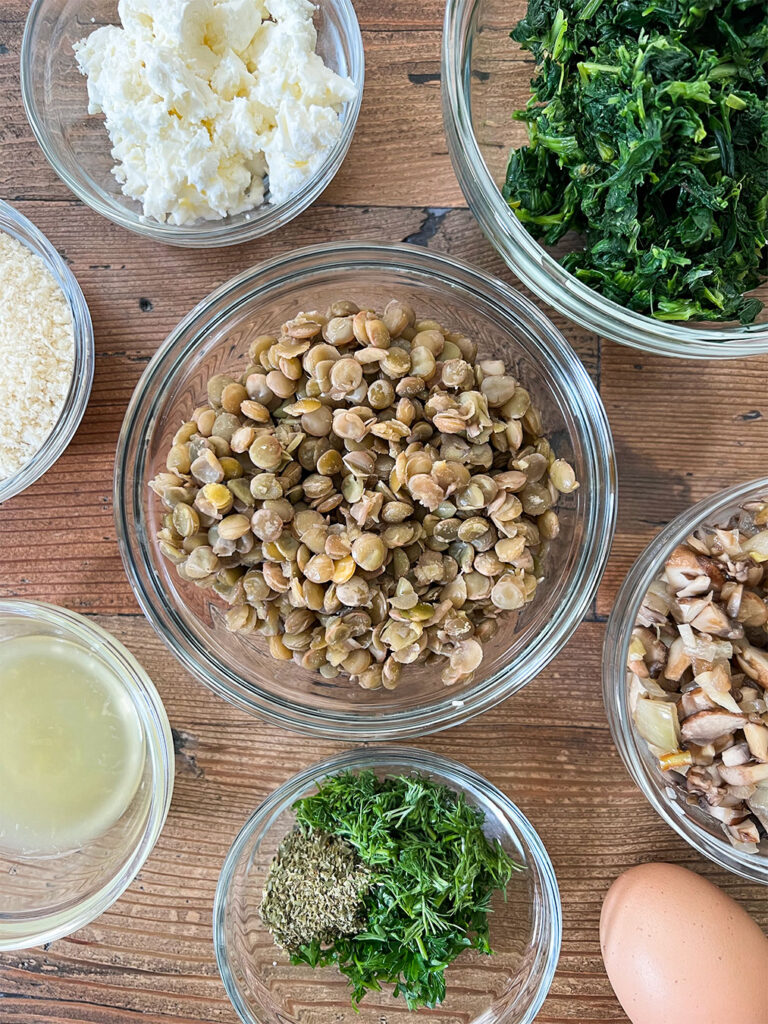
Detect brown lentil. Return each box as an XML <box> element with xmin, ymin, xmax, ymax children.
<box><xmin>151</xmin><ymin>297</ymin><xmax>578</xmax><ymax>691</ymax></box>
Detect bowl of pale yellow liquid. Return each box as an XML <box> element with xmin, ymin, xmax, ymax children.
<box><xmin>0</xmin><ymin>600</ymin><xmax>174</xmax><ymax>950</ymax></box>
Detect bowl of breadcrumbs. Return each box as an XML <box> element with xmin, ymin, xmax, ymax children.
<box><xmin>0</xmin><ymin>200</ymin><xmax>93</xmax><ymax>503</ymax></box>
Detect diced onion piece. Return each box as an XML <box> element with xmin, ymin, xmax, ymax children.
<box><xmin>659</xmin><ymin>750</ymin><xmax>693</xmax><ymax>771</ymax></box>
<box><xmin>629</xmin><ymin>674</ymin><xmax>673</xmax><ymax>715</ymax></box>
<box><xmin>747</xmin><ymin>782</ymin><xmax>768</xmax><ymax>832</ymax></box>
<box><xmin>634</xmin><ymin>698</ymin><xmax>681</xmax><ymax>755</ymax></box>
<box><xmin>713</xmin><ymin>528</ymin><xmax>742</xmax><ymax>558</ymax></box>
<box><xmin>678</xmin><ymin>622</ymin><xmax>732</xmax><ymax>665</ymax></box>
<box><xmin>744</xmin><ymin>530</ymin><xmax>768</xmax><ymax>563</ymax></box>
<box><xmin>696</xmin><ymin>666</ymin><xmax>741</xmax><ymax>714</ymax></box>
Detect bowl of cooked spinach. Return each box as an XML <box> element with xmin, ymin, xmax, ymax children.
<box><xmin>443</xmin><ymin>0</ymin><xmax>768</xmax><ymax>357</ymax></box>
<box><xmin>213</xmin><ymin>747</ymin><xmax>561</xmax><ymax>1024</ymax></box>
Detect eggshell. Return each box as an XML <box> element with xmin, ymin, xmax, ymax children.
<box><xmin>600</xmin><ymin>863</ymin><xmax>768</xmax><ymax>1024</ymax></box>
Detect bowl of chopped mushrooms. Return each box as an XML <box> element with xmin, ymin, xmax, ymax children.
<box><xmin>605</xmin><ymin>477</ymin><xmax>768</xmax><ymax>883</ymax></box>
<box><xmin>115</xmin><ymin>242</ymin><xmax>616</xmax><ymax>739</ymax></box>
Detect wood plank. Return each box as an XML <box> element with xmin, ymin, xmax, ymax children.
<box><xmin>3</xmin><ymin>617</ymin><xmax>766</xmax><ymax>1024</ymax></box>
<box><xmin>597</xmin><ymin>345</ymin><xmax>768</xmax><ymax>616</ymax></box>
<box><xmin>3</xmin><ymin>1</ymin><xmax>768</xmax><ymax>1022</ymax></box>
<box><xmin>0</xmin><ymin>0</ymin><xmax>449</xmax><ymax>32</ymax></box>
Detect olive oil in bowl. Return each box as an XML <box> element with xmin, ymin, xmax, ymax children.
<box><xmin>0</xmin><ymin>634</ymin><xmax>145</xmax><ymax>856</ymax></box>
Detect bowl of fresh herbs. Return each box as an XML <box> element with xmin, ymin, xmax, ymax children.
<box><xmin>213</xmin><ymin>747</ymin><xmax>561</xmax><ymax>1024</ymax></box>
<box><xmin>443</xmin><ymin>0</ymin><xmax>768</xmax><ymax>358</ymax></box>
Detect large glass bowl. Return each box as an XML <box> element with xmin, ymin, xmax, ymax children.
<box><xmin>0</xmin><ymin>600</ymin><xmax>174</xmax><ymax>949</ymax></box>
<box><xmin>21</xmin><ymin>0</ymin><xmax>364</xmax><ymax>248</ymax></box>
<box><xmin>213</xmin><ymin>747</ymin><xmax>562</xmax><ymax>1024</ymax></box>
<box><xmin>442</xmin><ymin>0</ymin><xmax>768</xmax><ymax>358</ymax></box>
<box><xmin>0</xmin><ymin>201</ymin><xmax>93</xmax><ymax>504</ymax></box>
<box><xmin>604</xmin><ymin>477</ymin><xmax>768</xmax><ymax>884</ymax></box>
<box><xmin>114</xmin><ymin>242</ymin><xmax>616</xmax><ymax>739</ymax></box>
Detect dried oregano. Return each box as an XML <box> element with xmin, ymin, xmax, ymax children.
<box><xmin>260</xmin><ymin>829</ymin><xmax>371</xmax><ymax>952</ymax></box>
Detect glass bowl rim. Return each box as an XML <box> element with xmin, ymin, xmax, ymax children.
<box><xmin>113</xmin><ymin>240</ymin><xmax>617</xmax><ymax>740</ymax></box>
<box><xmin>602</xmin><ymin>476</ymin><xmax>768</xmax><ymax>883</ymax></box>
<box><xmin>441</xmin><ymin>0</ymin><xmax>768</xmax><ymax>359</ymax></box>
<box><xmin>212</xmin><ymin>744</ymin><xmax>563</xmax><ymax>1024</ymax></box>
<box><xmin>0</xmin><ymin>598</ymin><xmax>175</xmax><ymax>949</ymax></box>
<box><xmin>0</xmin><ymin>200</ymin><xmax>94</xmax><ymax>504</ymax></box>
<box><xmin>20</xmin><ymin>0</ymin><xmax>365</xmax><ymax>249</ymax></box>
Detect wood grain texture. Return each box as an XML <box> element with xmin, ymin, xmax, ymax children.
<box><xmin>2</xmin><ymin>2</ymin><xmax>768</xmax><ymax>1023</ymax></box>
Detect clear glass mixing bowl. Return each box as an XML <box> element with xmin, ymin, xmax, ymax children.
<box><xmin>115</xmin><ymin>242</ymin><xmax>616</xmax><ymax>739</ymax></box>
<box><xmin>0</xmin><ymin>201</ymin><xmax>93</xmax><ymax>504</ymax></box>
<box><xmin>0</xmin><ymin>600</ymin><xmax>174</xmax><ymax>949</ymax></box>
<box><xmin>21</xmin><ymin>0</ymin><xmax>364</xmax><ymax>248</ymax></box>
<box><xmin>442</xmin><ymin>0</ymin><xmax>768</xmax><ymax>358</ymax></box>
<box><xmin>213</xmin><ymin>747</ymin><xmax>562</xmax><ymax>1024</ymax></box>
<box><xmin>604</xmin><ymin>478</ymin><xmax>768</xmax><ymax>884</ymax></box>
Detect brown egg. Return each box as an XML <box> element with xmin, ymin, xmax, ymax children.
<box><xmin>600</xmin><ymin>863</ymin><xmax>768</xmax><ymax>1024</ymax></box>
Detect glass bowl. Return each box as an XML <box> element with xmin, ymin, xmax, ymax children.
<box><xmin>114</xmin><ymin>241</ymin><xmax>616</xmax><ymax>739</ymax></box>
<box><xmin>442</xmin><ymin>0</ymin><xmax>768</xmax><ymax>358</ymax></box>
<box><xmin>604</xmin><ymin>477</ymin><xmax>768</xmax><ymax>884</ymax></box>
<box><xmin>0</xmin><ymin>201</ymin><xmax>93</xmax><ymax>504</ymax></box>
<box><xmin>21</xmin><ymin>0</ymin><xmax>364</xmax><ymax>248</ymax></box>
<box><xmin>0</xmin><ymin>600</ymin><xmax>174</xmax><ymax>950</ymax></box>
<box><xmin>213</xmin><ymin>746</ymin><xmax>562</xmax><ymax>1024</ymax></box>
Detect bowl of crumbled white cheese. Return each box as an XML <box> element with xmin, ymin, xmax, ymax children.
<box><xmin>21</xmin><ymin>0</ymin><xmax>364</xmax><ymax>247</ymax></box>
<box><xmin>0</xmin><ymin>202</ymin><xmax>94</xmax><ymax>503</ymax></box>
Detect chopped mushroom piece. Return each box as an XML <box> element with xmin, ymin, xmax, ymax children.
<box><xmin>727</xmin><ymin>820</ymin><xmax>760</xmax><ymax>847</ymax></box>
<box><xmin>665</xmin><ymin>637</ymin><xmax>692</xmax><ymax>681</ymax></box>
<box><xmin>680</xmin><ymin>710</ymin><xmax>747</xmax><ymax>745</ymax></box>
<box><xmin>744</xmin><ymin>723</ymin><xmax>768</xmax><ymax>762</ymax></box>
<box><xmin>629</xmin><ymin>496</ymin><xmax>768</xmax><ymax>853</ymax></box>
<box><xmin>737</xmin><ymin>590</ymin><xmax>768</xmax><ymax>626</ymax></box>
<box><xmin>689</xmin><ymin>602</ymin><xmax>742</xmax><ymax>639</ymax></box>
<box><xmin>687</xmin><ymin>741</ymin><xmax>717</xmax><ymax>766</ymax></box>
<box><xmin>677</xmin><ymin>686</ymin><xmax>716</xmax><ymax>718</ymax></box>
<box><xmin>708</xmin><ymin>803</ymin><xmax>750</xmax><ymax>825</ymax></box>
<box><xmin>717</xmin><ymin>763</ymin><xmax>768</xmax><ymax>787</ymax></box>
<box><xmin>687</xmin><ymin>766</ymin><xmax>724</xmax><ymax>805</ymax></box>
<box><xmin>721</xmin><ymin>742</ymin><xmax>752</xmax><ymax>768</ymax></box>
<box><xmin>736</xmin><ymin>645</ymin><xmax>768</xmax><ymax>689</ymax></box>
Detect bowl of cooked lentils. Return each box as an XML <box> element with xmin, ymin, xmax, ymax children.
<box><xmin>604</xmin><ymin>477</ymin><xmax>768</xmax><ymax>883</ymax></box>
<box><xmin>213</xmin><ymin>747</ymin><xmax>562</xmax><ymax>1024</ymax></box>
<box><xmin>115</xmin><ymin>242</ymin><xmax>616</xmax><ymax>739</ymax></box>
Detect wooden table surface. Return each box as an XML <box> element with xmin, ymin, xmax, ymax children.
<box><xmin>2</xmin><ymin>2</ymin><xmax>768</xmax><ymax>1022</ymax></box>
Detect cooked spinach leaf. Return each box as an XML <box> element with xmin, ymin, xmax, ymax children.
<box><xmin>504</xmin><ymin>0</ymin><xmax>768</xmax><ymax>324</ymax></box>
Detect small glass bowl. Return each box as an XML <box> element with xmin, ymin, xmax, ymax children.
<box><xmin>214</xmin><ymin>746</ymin><xmax>562</xmax><ymax>1024</ymax></box>
<box><xmin>0</xmin><ymin>600</ymin><xmax>174</xmax><ymax>950</ymax></box>
<box><xmin>21</xmin><ymin>0</ymin><xmax>364</xmax><ymax>248</ymax></box>
<box><xmin>442</xmin><ymin>0</ymin><xmax>768</xmax><ymax>358</ymax></box>
<box><xmin>114</xmin><ymin>241</ymin><xmax>616</xmax><ymax>740</ymax></box>
<box><xmin>0</xmin><ymin>201</ymin><xmax>93</xmax><ymax>503</ymax></box>
<box><xmin>604</xmin><ymin>477</ymin><xmax>768</xmax><ymax>884</ymax></box>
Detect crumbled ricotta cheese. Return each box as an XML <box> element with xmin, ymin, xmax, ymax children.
<box><xmin>74</xmin><ymin>0</ymin><xmax>357</xmax><ymax>225</ymax></box>
<box><xmin>0</xmin><ymin>232</ymin><xmax>75</xmax><ymax>482</ymax></box>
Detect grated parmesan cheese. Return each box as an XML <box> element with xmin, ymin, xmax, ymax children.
<box><xmin>0</xmin><ymin>232</ymin><xmax>75</xmax><ymax>482</ymax></box>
